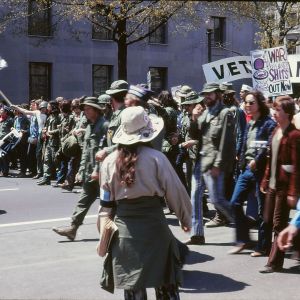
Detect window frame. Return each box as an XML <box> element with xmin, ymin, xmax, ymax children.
<box><xmin>29</xmin><ymin>62</ymin><xmax>52</xmax><ymax>101</ymax></box>
<box><xmin>211</xmin><ymin>16</ymin><xmax>226</xmax><ymax>45</ymax></box>
<box><xmin>28</xmin><ymin>0</ymin><xmax>52</xmax><ymax>37</ymax></box>
<box><xmin>92</xmin><ymin>64</ymin><xmax>113</xmax><ymax>97</ymax></box>
<box><xmin>148</xmin><ymin>67</ymin><xmax>168</xmax><ymax>95</ymax></box>
<box><xmin>148</xmin><ymin>19</ymin><xmax>168</xmax><ymax>45</ymax></box>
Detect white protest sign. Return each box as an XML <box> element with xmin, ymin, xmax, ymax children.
<box><xmin>202</xmin><ymin>56</ymin><xmax>252</xmax><ymax>83</ymax></box>
<box><xmin>0</xmin><ymin>56</ymin><xmax>8</xmax><ymax>70</ymax></box>
<box><xmin>288</xmin><ymin>54</ymin><xmax>300</xmax><ymax>83</ymax></box>
<box><xmin>251</xmin><ymin>46</ymin><xmax>292</xmax><ymax>97</ymax></box>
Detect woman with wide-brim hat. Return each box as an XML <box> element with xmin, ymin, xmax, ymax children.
<box><xmin>98</xmin><ymin>106</ymin><xmax>192</xmax><ymax>299</ymax></box>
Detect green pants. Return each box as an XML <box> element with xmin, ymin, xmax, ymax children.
<box><xmin>43</xmin><ymin>144</ymin><xmax>59</xmax><ymax>179</ymax></box>
<box><xmin>71</xmin><ymin>180</ymin><xmax>99</xmax><ymax>226</ymax></box>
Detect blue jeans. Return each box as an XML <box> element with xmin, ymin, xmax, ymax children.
<box><xmin>203</xmin><ymin>169</ymin><xmax>233</xmax><ymax>222</ymax></box>
<box><xmin>230</xmin><ymin>167</ymin><xmax>271</xmax><ymax>252</ymax></box>
<box><xmin>191</xmin><ymin>160</ymin><xmax>205</xmax><ymax>237</ymax></box>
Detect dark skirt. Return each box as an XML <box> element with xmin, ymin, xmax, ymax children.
<box><xmin>101</xmin><ymin>196</ymin><xmax>183</xmax><ymax>293</ymax></box>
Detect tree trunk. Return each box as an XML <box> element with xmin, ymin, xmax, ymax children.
<box><xmin>117</xmin><ymin>18</ymin><xmax>127</xmax><ymax>80</ymax></box>
<box><xmin>117</xmin><ymin>36</ymin><xmax>127</xmax><ymax>80</ymax></box>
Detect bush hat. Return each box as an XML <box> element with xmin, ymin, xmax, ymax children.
<box><xmin>106</xmin><ymin>80</ymin><xmax>129</xmax><ymax>95</ymax></box>
<box><xmin>200</xmin><ymin>82</ymin><xmax>221</xmax><ymax>95</ymax></box>
<box><xmin>181</xmin><ymin>92</ymin><xmax>204</xmax><ymax>105</ymax></box>
<box><xmin>98</xmin><ymin>94</ymin><xmax>111</xmax><ymax>104</ymax></box>
<box><xmin>39</xmin><ymin>101</ymin><xmax>48</xmax><ymax>109</ymax></box>
<box><xmin>80</xmin><ymin>96</ymin><xmax>104</xmax><ymax>110</ymax></box>
<box><xmin>175</xmin><ymin>85</ymin><xmax>193</xmax><ymax>98</ymax></box>
<box><xmin>112</xmin><ymin>106</ymin><xmax>164</xmax><ymax>145</ymax></box>
<box><xmin>241</xmin><ymin>84</ymin><xmax>252</xmax><ymax>92</ymax></box>
<box><xmin>220</xmin><ymin>83</ymin><xmax>235</xmax><ymax>95</ymax></box>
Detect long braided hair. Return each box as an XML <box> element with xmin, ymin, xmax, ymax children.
<box><xmin>116</xmin><ymin>143</ymin><xmax>139</xmax><ymax>187</ymax></box>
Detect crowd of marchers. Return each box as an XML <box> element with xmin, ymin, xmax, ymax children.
<box><xmin>1</xmin><ymin>81</ymin><xmax>300</xmax><ymax>299</ymax></box>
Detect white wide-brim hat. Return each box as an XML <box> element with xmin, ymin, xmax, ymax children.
<box><xmin>112</xmin><ymin>106</ymin><xmax>164</xmax><ymax>145</ymax></box>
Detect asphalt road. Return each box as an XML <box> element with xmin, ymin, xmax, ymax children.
<box><xmin>0</xmin><ymin>176</ymin><xmax>300</xmax><ymax>300</ymax></box>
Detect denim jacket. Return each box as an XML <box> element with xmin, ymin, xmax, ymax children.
<box><xmin>239</xmin><ymin>114</ymin><xmax>276</xmax><ymax>176</ymax></box>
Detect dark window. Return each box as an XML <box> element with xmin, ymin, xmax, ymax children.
<box><xmin>92</xmin><ymin>65</ymin><xmax>113</xmax><ymax>97</ymax></box>
<box><xmin>287</xmin><ymin>39</ymin><xmax>297</xmax><ymax>54</ymax></box>
<box><xmin>28</xmin><ymin>0</ymin><xmax>52</xmax><ymax>36</ymax></box>
<box><xmin>92</xmin><ymin>16</ymin><xmax>113</xmax><ymax>40</ymax></box>
<box><xmin>148</xmin><ymin>67</ymin><xmax>167</xmax><ymax>94</ymax></box>
<box><xmin>212</xmin><ymin>16</ymin><xmax>226</xmax><ymax>45</ymax></box>
<box><xmin>149</xmin><ymin>19</ymin><xmax>167</xmax><ymax>44</ymax></box>
<box><xmin>29</xmin><ymin>62</ymin><xmax>52</xmax><ymax>101</ymax></box>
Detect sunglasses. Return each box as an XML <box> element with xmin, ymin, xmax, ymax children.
<box><xmin>245</xmin><ymin>100</ymin><xmax>255</xmax><ymax>105</ymax></box>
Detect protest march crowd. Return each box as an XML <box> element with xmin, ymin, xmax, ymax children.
<box><xmin>1</xmin><ymin>80</ymin><xmax>300</xmax><ymax>299</ymax></box>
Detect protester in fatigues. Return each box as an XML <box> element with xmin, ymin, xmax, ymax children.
<box><xmin>52</xmin><ymin>97</ymin><xmax>108</xmax><ymax>240</ymax></box>
<box><xmin>95</xmin><ymin>80</ymin><xmax>128</xmax><ymax>163</ymax></box>
<box><xmin>53</xmin><ymin>100</ymin><xmax>76</xmax><ymax>187</ymax></box>
<box><xmin>190</xmin><ymin>83</ymin><xmax>236</xmax><ymax>227</ymax></box>
<box><xmin>98</xmin><ymin>106</ymin><xmax>192</xmax><ymax>299</ymax></box>
<box><xmin>179</xmin><ymin>92</ymin><xmax>207</xmax><ymax>245</ymax></box>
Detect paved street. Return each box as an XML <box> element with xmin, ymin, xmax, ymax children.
<box><xmin>0</xmin><ymin>176</ymin><xmax>299</xmax><ymax>300</ymax></box>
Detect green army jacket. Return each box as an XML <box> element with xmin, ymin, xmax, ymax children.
<box><xmin>79</xmin><ymin>116</ymin><xmax>108</xmax><ymax>183</ymax></box>
<box><xmin>0</xmin><ymin>117</ymin><xmax>14</xmax><ymax>140</ymax></box>
<box><xmin>192</xmin><ymin>101</ymin><xmax>236</xmax><ymax>173</ymax></box>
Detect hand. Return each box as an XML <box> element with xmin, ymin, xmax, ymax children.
<box><xmin>90</xmin><ymin>171</ymin><xmax>99</xmax><ymax>182</ymax></box>
<box><xmin>260</xmin><ymin>186</ymin><xmax>267</xmax><ymax>194</ymax></box>
<box><xmin>287</xmin><ymin>195</ymin><xmax>298</xmax><ymax>208</ymax></box>
<box><xmin>210</xmin><ymin>166</ymin><xmax>220</xmax><ymax>178</ymax></box>
<box><xmin>75</xmin><ymin>172</ymin><xmax>82</xmax><ymax>183</ymax></box>
<box><xmin>95</xmin><ymin>149</ymin><xmax>107</xmax><ymax>162</ymax></box>
<box><xmin>192</xmin><ymin>105</ymin><xmax>204</xmax><ymax>121</ymax></box>
<box><xmin>277</xmin><ymin>224</ymin><xmax>299</xmax><ymax>251</ymax></box>
<box><xmin>181</xmin><ymin>140</ymin><xmax>197</xmax><ymax>149</ymax></box>
<box><xmin>181</xmin><ymin>225</ymin><xmax>191</xmax><ymax>233</ymax></box>
<box><xmin>248</xmin><ymin>159</ymin><xmax>256</xmax><ymax>172</ymax></box>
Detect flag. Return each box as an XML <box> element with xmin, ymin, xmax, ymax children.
<box><xmin>0</xmin><ymin>57</ymin><xmax>8</xmax><ymax>70</ymax></box>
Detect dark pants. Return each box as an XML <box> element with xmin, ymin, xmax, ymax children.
<box><xmin>71</xmin><ymin>180</ymin><xmax>99</xmax><ymax>226</ymax></box>
<box><xmin>65</xmin><ymin>154</ymin><xmax>81</xmax><ymax>187</ymax></box>
<box><xmin>27</xmin><ymin>143</ymin><xmax>37</xmax><ymax>174</ymax></box>
<box><xmin>36</xmin><ymin>136</ymin><xmax>44</xmax><ymax>176</ymax></box>
<box><xmin>264</xmin><ymin>189</ymin><xmax>291</xmax><ymax>268</ymax></box>
<box><xmin>56</xmin><ymin>155</ymin><xmax>69</xmax><ymax>184</ymax></box>
<box><xmin>230</xmin><ymin>167</ymin><xmax>272</xmax><ymax>252</ymax></box>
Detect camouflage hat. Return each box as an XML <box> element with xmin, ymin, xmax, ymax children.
<box><xmin>80</xmin><ymin>96</ymin><xmax>104</xmax><ymax>110</ymax></box>
<box><xmin>175</xmin><ymin>85</ymin><xmax>193</xmax><ymax>98</ymax></box>
<box><xmin>181</xmin><ymin>92</ymin><xmax>204</xmax><ymax>105</ymax></box>
<box><xmin>98</xmin><ymin>94</ymin><xmax>111</xmax><ymax>104</ymax></box>
<box><xmin>106</xmin><ymin>80</ymin><xmax>129</xmax><ymax>95</ymax></box>
<box><xmin>200</xmin><ymin>82</ymin><xmax>221</xmax><ymax>95</ymax></box>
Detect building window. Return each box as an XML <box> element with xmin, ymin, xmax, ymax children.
<box><xmin>212</xmin><ymin>16</ymin><xmax>226</xmax><ymax>45</ymax></box>
<box><xmin>287</xmin><ymin>39</ymin><xmax>297</xmax><ymax>54</ymax></box>
<box><xmin>149</xmin><ymin>19</ymin><xmax>167</xmax><ymax>44</ymax></box>
<box><xmin>28</xmin><ymin>0</ymin><xmax>52</xmax><ymax>36</ymax></box>
<box><xmin>92</xmin><ymin>65</ymin><xmax>113</xmax><ymax>97</ymax></box>
<box><xmin>148</xmin><ymin>67</ymin><xmax>167</xmax><ymax>94</ymax></box>
<box><xmin>29</xmin><ymin>62</ymin><xmax>52</xmax><ymax>101</ymax></box>
<box><xmin>92</xmin><ymin>16</ymin><xmax>113</xmax><ymax>40</ymax></box>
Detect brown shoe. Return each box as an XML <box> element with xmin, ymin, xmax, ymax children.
<box><xmin>184</xmin><ymin>236</ymin><xmax>205</xmax><ymax>245</ymax></box>
<box><xmin>52</xmin><ymin>225</ymin><xmax>78</xmax><ymax>241</ymax></box>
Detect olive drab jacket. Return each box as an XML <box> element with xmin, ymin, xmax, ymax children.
<box><xmin>78</xmin><ymin>115</ymin><xmax>108</xmax><ymax>183</ymax></box>
<box><xmin>104</xmin><ymin>106</ymin><xmax>124</xmax><ymax>155</ymax></box>
<box><xmin>190</xmin><ymin>101</ymin><xmax>236</xmax><ymax>173</ymax></box>
<box><xmin>44</xmin><ymin>114</ymin><xmax>60</xmax><ymax>148</ymax></box>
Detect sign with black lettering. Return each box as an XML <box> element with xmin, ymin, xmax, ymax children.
<box><xmin>202</xmin><ymin>56</ymin><xmax>252</xmax><ymax>83</ymax></box>
<box><xmin>251</xmin><ymin>46</ymin><xmax>292</xmax><ymax>97</ymax></box>
<box><xmin>289</xmin><ymin>54</ymin><xmax>300</xmax><ymax>83</ymax></box>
